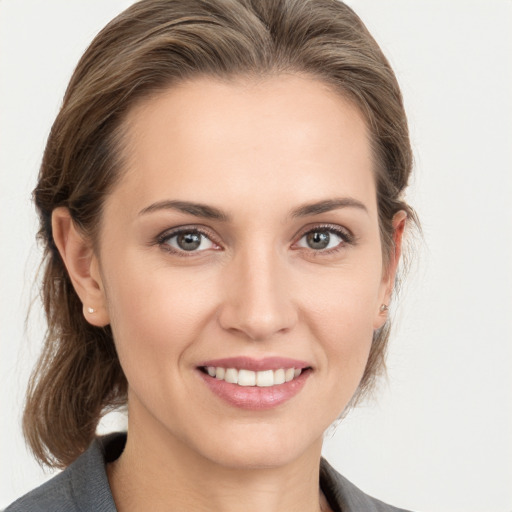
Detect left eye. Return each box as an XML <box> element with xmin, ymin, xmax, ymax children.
<box><xmin>296</xmin><ymin>229</ymin><xmax>345</xmax><ymax>251</ymax></box>
<box><xmin>162</xmin><ymin>230</ymin><xmax>216</xmax><ymax>252</ymax></box>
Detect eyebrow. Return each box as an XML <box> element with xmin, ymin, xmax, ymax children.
<box><xmin>138</xmin><ymin>197</ymin><xmax>368</xmax><ymax>221</ymax></box>
<box><xmin>290</xmin><ymin>197</ymin><xmax>368</xmax><ymax>218</ymax></box>
<box><xmin>138</xmin><ymin>200</ymin><xmax>229</xmax><ymax>221</ymax></box>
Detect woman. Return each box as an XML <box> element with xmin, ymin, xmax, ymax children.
<box><xmin>6</xmin><ymin>0</ymin><xmax>417</xmax><ymax>510</ymax></box>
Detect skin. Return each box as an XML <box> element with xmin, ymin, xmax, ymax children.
<box><xmin>53</xmin><ymin>74</ymin><xmax>406</xmax><ymax>512</ymax></box>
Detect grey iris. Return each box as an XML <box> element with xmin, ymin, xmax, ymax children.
<box><xmin>306</xmin><ymin>231</ymin><xmax>330</xmax><ymax>250</ymax></box>
<box><xmin>177</xmin><ymin>232</ymin><xmax>202</xmax><ymax>251</ymax></box>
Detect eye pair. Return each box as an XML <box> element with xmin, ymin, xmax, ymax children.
<box><xmin>159</xmin><ymin>225</ymin><xmax>353</xmax><ymax>256</ymax></box>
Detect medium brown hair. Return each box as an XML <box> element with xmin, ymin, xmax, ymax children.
<box><xmin>24</xmin><ymin>0</ymin><xmax>417</xmax><ymax>468</ymax></box>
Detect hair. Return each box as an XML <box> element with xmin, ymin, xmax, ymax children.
<box><xmin>24</xmin><ymin>0</ymin><xmax>418</xmax><ymax>468</ymax></box>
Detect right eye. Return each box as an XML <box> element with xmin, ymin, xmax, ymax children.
<box><xmin>159</xmin><ymin>228</ymin><xmax>219</xmax><ymax>255</ymax></box>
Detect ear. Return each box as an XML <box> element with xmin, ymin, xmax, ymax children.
<box><xmin>373</xmin><ymin>210</ymin><xmax>407</xmax><ymax>329</ymax></box>
<box><xmin>52</xmin><ymin>207</ymin><xmax>110</xmax><ymax>327</ymax></box>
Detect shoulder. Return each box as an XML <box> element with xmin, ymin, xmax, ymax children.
<box><xmin>4</xmin><ymin>468</ymin><xmax>76</xmax><ymax>512</ymax></box>
<box><xmin>4</xmin><ymin>433</ymin><xmax>125</xmax><ymax>512</ymax></box>
<box><xmin>320</xmin><ymin>458</ymin><xmax>414</xmax><ymax>512</ymax></box>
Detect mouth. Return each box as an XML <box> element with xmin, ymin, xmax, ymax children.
<box><xmin>199</xmin><ymin>366</ymin><xmax>306</xmax><ymax>388</ymax></box>
<box><xmin>197</xmin><ymin>357</ymin><xmax>312</xmax><ymax>410</ymax></box>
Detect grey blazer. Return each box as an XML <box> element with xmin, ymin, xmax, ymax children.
<box><xmin>5</xmin><ymin>433</ymin><xmax>412</xmax><ymax>512</ymax></box>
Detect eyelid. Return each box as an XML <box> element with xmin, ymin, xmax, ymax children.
<box><xmin>293</xmin><ymin>223</ymin><xmax>355</xmax><ymax>244</ymax></box>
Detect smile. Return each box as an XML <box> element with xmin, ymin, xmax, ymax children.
<box><xmin>197</xmin><ymin>357</ymin><xmax>311</xmax><ymax>410</ymax></box>
<box><xmin>203</xmin><ymin>366</ymin><xmax>302</xmax><ymax>387</ymax></box>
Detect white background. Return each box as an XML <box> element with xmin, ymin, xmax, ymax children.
<box><xmin>1</xmin><ymin>1</ymin><xmax>511</xmax><ymax>511</ymax></box>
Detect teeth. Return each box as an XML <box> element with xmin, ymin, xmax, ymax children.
<box><xmin>205</xmin><ymin>366</ymin><xmax>304</xmax><ymax>387</ymax></box>
<box><xmin>256</xmin><ymin>370</ymin><xmax>274</xmax><ymax>387</ymax></box>
<box><xmin>238</xmin><ymin>369</ymin><xmax>256</xmax><ymax>387</ymax></box>
<box><xmin>224</xmin><ymin>368</ymin><xmax>238</xmax><ymax>384</ymax></box>
<box><xmin>274</xmin><ymin>368</ymin><xmax>285</xmax><ymax>385</ymax></box>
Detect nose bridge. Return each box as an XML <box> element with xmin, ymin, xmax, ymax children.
<box><xmin>218</xmin><ymin>242</ymin><xmax>297</xmax><ymax>341</ymax></box>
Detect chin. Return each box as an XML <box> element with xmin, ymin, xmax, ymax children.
<box><xmin>195</xmin><ymin>424</ymin><xmax>323</xmax><ymax>471</ymax></box>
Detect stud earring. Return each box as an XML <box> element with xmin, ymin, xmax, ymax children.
<box><xmin>379</xmin><ymin>304</ymin><xmax>389</xmax><ymax>313</ymax></box>
<box><xmin>87</xmin><ymin>307</ymin><xmax>96</xmax><ymax>314</ymax></box>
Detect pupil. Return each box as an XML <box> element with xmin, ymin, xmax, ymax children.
<box><xmin>307</xmin><ymin>231</ymin><xmax>329</xmax><ymax>249</ymax></box>
<box><xmin>177</xmin><ymin>233</ymin><xmax>201</xmax><ymax>251</ymax></box>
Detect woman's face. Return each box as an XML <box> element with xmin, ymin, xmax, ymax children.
<box><xmin>93</xmin><ymin>75</ymin><xmax>395</xmax><ymax>469</ymax></box>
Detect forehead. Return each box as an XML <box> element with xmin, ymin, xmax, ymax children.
<box><xmin>112</xmin><ymin>74</ymin><xmax>376</xmax><ymax>218</ymax></box>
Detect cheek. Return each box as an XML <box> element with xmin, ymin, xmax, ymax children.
<box><xmin>302</xmin><ymin>265</ymin><xmax>382</xmax><ymax>377</ymax></box>
<box><xmin>320</xmin><ymin>301</ymin><xmax>374</xmax><ymax>376</ymax></box>
<box><xmin>103</xmin><ymin>257</ymin><xmax>216</xmax><ymax>374</ymax></box>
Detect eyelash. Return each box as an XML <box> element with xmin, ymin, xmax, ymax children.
<box><xmin>155</xmin><ymin>224</ymin><xmax>355</xmax><ymax>257</ymax></box>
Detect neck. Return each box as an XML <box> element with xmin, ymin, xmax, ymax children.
<box><xmin>108</xmin><ymin>422</ymin><xmax>327</xmax><ymax>512</ymax></box>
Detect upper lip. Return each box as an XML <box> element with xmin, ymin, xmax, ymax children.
<box><xmin>198</xmin><ymin>356</ymin><xmax>310</xmax><ymax>372</ymax></box>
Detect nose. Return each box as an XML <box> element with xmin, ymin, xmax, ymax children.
<box><xmin>217</xmin><ymin>247</ymin><xmax>298</xmax><ymax>341</ymax></box>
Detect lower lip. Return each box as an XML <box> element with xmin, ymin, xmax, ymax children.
<box><xmin>198</xmin><ymin>370</ymin><xmax>310</xmax><ymax>410</ymax></box>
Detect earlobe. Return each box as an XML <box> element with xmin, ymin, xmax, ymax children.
<box><xmin>51</xmin><ymin>207</ymin><xmax>110</xmax><ymax>327</ymax></box>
